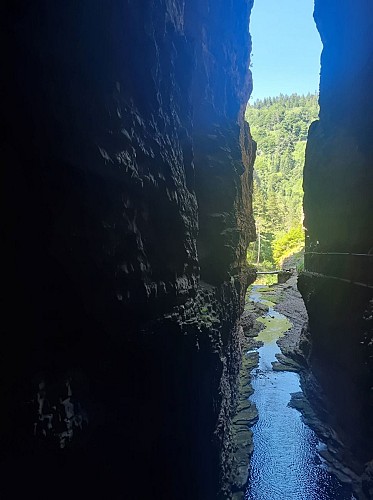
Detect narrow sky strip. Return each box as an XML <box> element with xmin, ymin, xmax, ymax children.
<box><xmin>249</xmin><ymin>0</ymin><xmax>322</xmax><ymax>101</ymax></box>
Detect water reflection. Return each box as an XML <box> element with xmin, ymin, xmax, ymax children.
<box><xmin>245</xmin><ymin>286</ymin><xmax>353</xmax><ymax>500</ymax></box>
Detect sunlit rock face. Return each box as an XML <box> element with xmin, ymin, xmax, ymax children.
<box><xmin>2</xmin><ymin>1</ymin><xmax>255</xmax><ymax>499</ymax></box>
<box><xmin>301</xmin><ymin>0</ymin><xmax>373</xmax><ymax>495</ymax></box>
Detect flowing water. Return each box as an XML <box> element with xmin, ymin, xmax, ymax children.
<box><xmin>245</xmin><ymin>285</ymin><xmax>354</xmax><ymax>500</ymax></box>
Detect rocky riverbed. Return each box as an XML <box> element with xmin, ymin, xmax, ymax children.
<box><xmin>231</xmin><ymin>275</ymin><xmax>355</xmax><ymax>499</ymax></box>
<box><xmin>275</xmin><ymin>278</ymin><xmax>370</xmax><ymax>499</ymax></box>
<box><xmin>231</xmin><ymin>277</ymin><xmax>306</xmax><ymax>496</ymax></box>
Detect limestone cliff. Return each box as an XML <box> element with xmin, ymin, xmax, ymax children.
<box><xmin>301</xmin><ymin>0</ymin><xmax>373</xmax><ymax>496</ymax></box>
<box><xmin>2</xmin><ymin>1</ymin><xmax>255</xmax><ymax>499</ymax></box>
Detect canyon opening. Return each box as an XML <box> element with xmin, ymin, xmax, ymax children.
<box><xmin>2</xmin><ymin>1</ymin><xmax>372</xmax><ymax>500</ymax></box>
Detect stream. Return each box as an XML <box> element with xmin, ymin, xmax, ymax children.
<box><xmin>244</xmin><ymin>285</ymin><xmax>354</xmax><ymax>500</ymax></box>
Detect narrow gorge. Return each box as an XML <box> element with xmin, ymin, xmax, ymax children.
<box><xmin>2</xmin><ymin>1</ymin><xmax>372</xmax><ymax>499</ymax></box>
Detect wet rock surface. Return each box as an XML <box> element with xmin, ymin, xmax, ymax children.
<box><xmin>273</xmin><ymin>276</ymin><xmax>310</xmax><ymax>372</ymax></box>
<box><xmin>230</xmin><ymin>287</ymin><xmax>268</xmax><ymax>496</ymax></box>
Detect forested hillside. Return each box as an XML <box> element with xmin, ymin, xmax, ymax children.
<box><xmin>245</xmin><ymin>93</ymin><xmax>319</xmax><ymax>269</ymax></box>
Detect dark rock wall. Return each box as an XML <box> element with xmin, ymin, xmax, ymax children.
<box><xmin>304</xmin><ymin>0</ymin><xmax>373</xmax><ymax>255</ymax></box>
<box><xmin>186</xmin><ymin>1</ymin><xmax>256</xmax><ymax>285</ymax></box>
<box><xmin>301</xmin><ymin>0</ymin><xmax>373</xmax><ymax>492</ymax></box>
<box><xmin>2</xmin><ymin>1</ymin><xmax>255</xmax><ymax>499</ymax></box>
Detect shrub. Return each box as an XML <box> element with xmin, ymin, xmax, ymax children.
<box><xmin>272</xmin><ymin>225</ymin><xmax>304</xmax><ymax>266</ymax></box>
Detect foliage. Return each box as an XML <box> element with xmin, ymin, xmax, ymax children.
<box><xmin>245</xmin><ymin>93</ymin><xmax>319</xmax><ymax>270</ymax></box>
<box><xmin>255</xmin><ymin>274</ymin><xmax>278</xmax><ymax>286</ymax></box>
<box><xmin>272</xmin><ymin>225</ymin><xmax>304</xmax><ymax>266</ymax></box>
<box><xmin>282</xmin><ymin>248</ymin><xmax>305</xmax><ymax>272</ymax></box>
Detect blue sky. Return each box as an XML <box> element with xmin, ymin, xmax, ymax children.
<box><xmin>249</xmin><ymin>0</ymin><xmax>322</xmax><ymax>101</ymax></box>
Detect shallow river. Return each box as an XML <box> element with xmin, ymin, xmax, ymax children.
<box><xmin>245</xmin><ymin>285</ymin><xmax>354</xmax><ymax>500</ymax></box>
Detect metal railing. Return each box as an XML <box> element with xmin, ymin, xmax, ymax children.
<box><xmin>256</xmin><ymin>270</ymin><xmax>283</xmax><ymax>275</ymax></box>
<box><xmin>304</xmin><ymin>251</ymin><xmax>373</xmax><ymax>288</ymax></box>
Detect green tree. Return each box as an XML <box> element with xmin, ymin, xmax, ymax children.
<box><xmin>245</xmin><ymin>93</ymin><xmax>319</xmax><ymax>270</ymax></box>
<box><xmin>272</xmin><ymin>225</ymin><xmax>305</xmax><ymax>266</ymax></box>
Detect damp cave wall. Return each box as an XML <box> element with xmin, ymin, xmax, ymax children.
<box><xmin>2</xmin><ymin>1</ymin><xmax>255</xmax><ymax>499</ymax></box>
<box><xmin>300</xmin><ymin>0</ymin><xmax>373</xmax><ymax>489</ymax></box>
